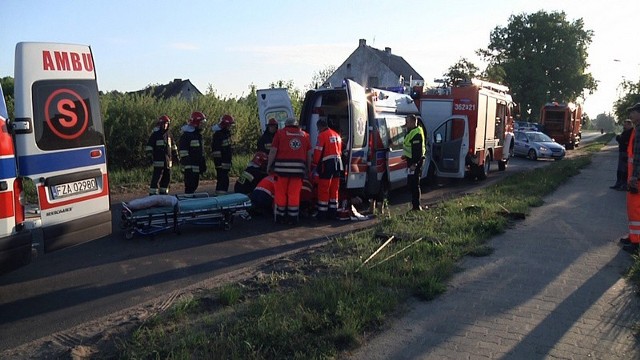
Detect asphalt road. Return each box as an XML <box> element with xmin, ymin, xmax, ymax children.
<box><xmin>0</xmin><ymin>131</ymin><xmax>602</xmax><ymax>351</ymax></box>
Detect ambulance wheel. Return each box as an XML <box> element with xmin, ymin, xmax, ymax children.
<box><xmin>125</xmin><ymin>231</ymin><xmax>134</xmax><ymax>240</ymax></box>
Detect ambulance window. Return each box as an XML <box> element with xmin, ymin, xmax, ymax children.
<box><xmin>31</xmin><ymin>80</ymin><xmax>105</xmax><ymax>151</ymax></box>
<box><xmin>265</xmin><ymin>110</ymin><xmax>288</xmax><ymax>129</ymax></box>
<box><xmin>385</xmin><ymin>117</ymin><xmax>405</xmax><ymax>149</ymax></box>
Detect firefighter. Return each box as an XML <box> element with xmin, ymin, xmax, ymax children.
<box><xmin>145</xmin><ymin>115</ymin><xmax>178</xmax><ymax>195</ymax></box>
<box><xmin>266</xmin><ymin>117</ymin><xmax>312</xmax><ymax>225</ymax></box>
<box><xmin>234</xmin><ymin>151</ymin><xmax>268</xmax><ymax>194</ymax></box>
<box><xmin>212</xmin><ymin>114</ymin><xmax>234</xmax><ymax>195</ymax></box>
<box><xmin>179</xmin><ymin>111</ymin><xmax>207</xmax><ymax>194</ymax></box>
<box><xmin>401</xmin><ymin>114</ymin><xmax>426</xmax><ymax>211</ymax></box>
<box><xmin>312</xmin><ymin>117</ymin><xmax>343</xmax><ymax>220</ymax></box>
<box><xmin>257</xmin><ymin>118</ymin><xmax>278</xmax><ymax>154</ymax></box>
<box><xmin>623</xmin><ymin>103</ymin><xmax>640</xmax><ymax>254</ymax></box>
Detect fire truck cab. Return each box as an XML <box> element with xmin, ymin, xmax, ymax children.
<box><xmin>540</xmin><ymin>102</ymin><xmax>582</xmax><ymax>149</ymax></box>
<box><xmin>0</xmin><ymin>42</ymin><xmax>112</xmax><ymax>274</ymax></box>
<box><xmin>414</xmin><ymin>79</ymin><xmax>515</xmax><ymax>180</ymax></box>
<box><xmin>257</xmin><ymin>79</ymin><xmax>428</xmax><ymax>202</ymax></box>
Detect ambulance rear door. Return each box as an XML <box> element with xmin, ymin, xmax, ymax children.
<box><xmin>345</xmin><ymin>79</ymin><xmax>369</xmax><ymax>189</ymax></box>
<box><xmin>12</xmin><ymin>42</ymin><xmax>112</xmax><ymax>253</ymax></box>
<box><xmin>0</xmin><ymin>84</ymin><xmax>32</xmax><ymax>274</ymax></box>
<box><xmin>257</xmin><ymin>88</ymin><xmax>294</xmax><ymax>129</ymax></box>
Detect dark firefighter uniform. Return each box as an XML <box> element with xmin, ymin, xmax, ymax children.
<box><xmin>179</xmin><ymin>125</ymin><xmax>205</xmax><ymax>194</ymax></box>
<box><xmin>257</xmin><ymin>119</ymin><xmax>277</xmax><ymax>154</ymax></box>
<box><xmin>402</xmin><ymin>115</ymin><xmax>426</xmax><ymax>211</ymax></box>
<box><xmin>145</xmin><ymin>127</ymin><xmax>178</xmax><ymax>195</ymax></box>
<box><xmin>233</xmin><ymin>152</ymin><xmax>268</xmax><ymax>194</ymax></box>
<box><xmin>268</xmin><ymin>120</ymin><xmax>311</xmax><ymax>224</ymax></box>
<box><xmin>212</xmin><ymin>126</ymin><xmax>232</xmax><ymax>194</ymax></box>
<box><xmin>313</xmin><ymin>119</ymin><xmax>343</xmax><ymax>220</ymax></box>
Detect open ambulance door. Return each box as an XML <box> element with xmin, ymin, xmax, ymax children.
<box><xmin>257</xmin><ymin>88</ymin><xmax>294</xmax><ymax>130</ymax></box>
<box><xmin>12</xmin><ymin>42</ymin><xmax>111</xmax><ymax>253</ymax></box>
<box><xmin>431</xmin><ymin>115</ymin><xmax>468</xmax><ymax>178</ymax></box>
<box><xmin>345</xmin><ymin>79</ymin><xmax>369</xmax><ymax>189</ymax></box>
<box><xmin>0</xmin><ymin>84</ymin><xmax>32</xmax><ymax>274</ymax></box>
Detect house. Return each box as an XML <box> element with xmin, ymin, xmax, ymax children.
<box><xmin>325</xmin><ymin>39</ymin><xmax>424</xmax><ymax>91</ymax></box>
<box><xmin>132</xmin><ymin>78</ymin><xmax>203</xmax><ymax>101</ymax></box>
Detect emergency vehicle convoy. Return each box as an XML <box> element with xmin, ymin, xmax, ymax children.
<box><xmin>539</xmin><ymin>102</ymin><xmax>582</xmax><ymax>149</ymax></box>
<box><xmin>0</xmin><ymin>42</ymin><xmax>112</xmax><ymax>274</ymax></box>
<box><xmin>412</xmin><ymin>79</ymin><xmax>516</xmax><ymax>180</ymax></box>
<box><xmin>258</xmin><ymin>79</ymin><xmax>429</xmax><ymax>203</ymax></box>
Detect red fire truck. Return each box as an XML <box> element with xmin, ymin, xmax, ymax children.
<box><xmin>414</xmin><ymin>79</ymin><xmax>516</xmax><ymax>180</ymax></box>
<box><xmin>540</xmin><ymin>102</ymin><xmax>582</xmax><ymax>149</ymax></box>
<box><xmin>0</xmin><ymin>42</ymin><xmax>112</xmax><ymax>274</ymax></box>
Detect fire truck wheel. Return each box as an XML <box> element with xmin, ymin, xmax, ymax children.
<box><xmin>476</xmin><ymin>155</ymin><xmax>490</xmax><ymax>180</ymax></box>
<box><xmin>527</xmin><ymin>149</ymin><xmax>538</xmax><ymax>161</ymax></box>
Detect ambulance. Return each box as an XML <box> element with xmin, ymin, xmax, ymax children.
<box><xmin>257</xmin><ymin>79</ymin><xmax>428</xmax><ymax>202</ymax></box>
<box><xmin>0</xmin><ymin>42</ymin><xmax>112</xmax><ymax>274</ymax></box>
<box><xmin>414</xmin><ymin>79</ymin><xmax>516</xmax><ymax>180</ymax></box>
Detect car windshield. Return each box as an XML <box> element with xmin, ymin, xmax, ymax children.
<box><xmin>526</xmin><ymin>132</ymin><xmax>553</xmax><ymax>143</ymax></box>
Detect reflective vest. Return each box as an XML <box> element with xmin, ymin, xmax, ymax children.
<box><xmin>272</xmin><ymin>125</ymin><xmax>311</xmax><ymax>177</ymax></box>
<box><xmin>403</xmin><ymin>126</ymin><xmax>425</xmax><ymax>160</ymax></box>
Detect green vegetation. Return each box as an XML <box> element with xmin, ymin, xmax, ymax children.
<box><xmin>114</xmin><ymin>138</ymin><xmax>619</xmax><ymax>359</ymax></box>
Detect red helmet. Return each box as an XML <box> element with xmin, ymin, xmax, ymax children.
<box><xmin>267</xmin><ymin>118</ymin><xmax>278</xmax><ymax>126</ymax></box>
<box><xmin>189</xmin><ymin>111</ymin><xmax>206</xmax><ymax>127</ymax></box>
<box><xmin>219</xmin><ymin>114</ymin><xmax>235</xmax><ymax>129</ymax></box>
<box><xmin>157</xmin><ymin>115</ymin><xmax>171</xmax><ymax>126</ymax></box>
<box><xmin>252</xmin><ymin>151</ymin><xmax>268</xmax><ymax>169</ymax></box>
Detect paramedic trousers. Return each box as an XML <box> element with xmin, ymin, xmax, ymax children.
<box><xmin>627</xmin><ymin>189</ymin><xmax>640</xmax><ymax>245</ymax></box>
<box><xmin>184</xmin><ymin>169</ymin><xmax>200</xmax><ymax>194</ymax></box>
<box><xmin>407</xmin><ymin>159</ymin><xmax>423</xmax><ymax>210</ymax></box>
<box><xmin>274</xmin><ymin>176</ymin><xmax>302</xmax><ymax>224</ymax></box>
<box><xmin>316</xmin><ymin>174</ymin><xmax>340</xmax><ymax>220</ymax></box>
<box><xmin>150</xmin><ymin>166</ymin><xmax>171</xmax><ymax>195</ymax></box>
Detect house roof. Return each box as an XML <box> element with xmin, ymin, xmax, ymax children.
<box><xmin>132</xmin><ymin>79</ymin><xmax>203</xmax><ymax>99</ymax></box>
<box><xmin>367</xmin><ymin>46</ymin><xmax>423</xmax><ymax>82</ymax></box>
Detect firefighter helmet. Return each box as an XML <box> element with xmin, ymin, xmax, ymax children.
<box><xmin>219</xmin><ymin>114</ymin><xmax>235</xmax><ymax>129</ymax></box>
<box><xmin>189</xmin><ymin>111</ymin><xmax>207</xmax><ymax>128</ymax></box>
<box><xmin>157</xmin><ymin>115</ymin><xmax>171</xmax><ymax>126</ymax></box>
<box><xmin>267</xmin><ymin>118</ymin><xmax>278</xmax><ymax>126</ymax></box>
<box><xmin>252</xmin><ymin>151</ymin><xmax>269</xmax><ymax>169</ymax></box>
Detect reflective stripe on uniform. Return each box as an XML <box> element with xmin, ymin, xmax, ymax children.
<box><xmin>190</xmin><ymin>140</ymin><xmax>201</xmax><ymax>147</ymax></box>
<box><xmin>212</xmin><ymin>151</ymin><xmax>222</xmax><ymax>157</ymax></box>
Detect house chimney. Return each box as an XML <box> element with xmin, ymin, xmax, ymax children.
<box><xmin>173</xmin><ymin>78</ymin><xmax>182</xmax><ymax>83</ymax></box>
<box><xmin>359</xmin><ymin>39</ymin><xmax>366</xmax><ymax>47</ymax></box>
<box><xmin>385</xmin><ymin>47</ymin><xmax>391</xmax><ymax>54</ymax></box>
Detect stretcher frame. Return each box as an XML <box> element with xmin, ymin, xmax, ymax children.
<box><xmin>120</xmin><ymin>193</ymin><xmax>252</xmax><ymax>239</ymax></box>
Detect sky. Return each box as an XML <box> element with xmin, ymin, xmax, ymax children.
<box><xmin>1</xmin><ymin>0</ymin><xmax>638</xmax><ymax>118</ymax></box>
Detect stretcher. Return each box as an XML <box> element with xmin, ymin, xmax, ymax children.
<box><xmin>120</xmin><ymin>193</ymin><xmax>252</xmax><ymax>239</ymax></box>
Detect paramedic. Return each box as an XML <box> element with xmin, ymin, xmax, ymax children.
<box><xmin>313</xmin><ymin>118</ymin><xmax>343</xmax><ymax>220</ymax></box>
<box><xmin>401</xmin><ymin>114</ymin><xmax>426</xmax><ymax>211</ymax></box>
<box><xmin>257</xmin><ymin>118</ymin><xmax>278</xmax><ymax>154</ymax></box>
<box><xmin>179</xmin><ymin>111</ymin><xmax>207</xmax><ymax>194</ymax></box>
<box><xmin>212</xmin><ymin>114</ymin><xmax>234</xmax><ymax>194</ymax></box>
<box><xmin>145</xmin><ymin>115</ymin><xmax>178</xmax><ymax>195</ymax></box>
<box><xmin>267</xmin><ymin>117</ymin><xmax>312</xmax><ymax>225</ymax></box>
<box><xmin>249</xmin><ymin>174</ymin><xmax>276</xmax><ymax>215</ymax></box>
<box><xmin>623</xmin><ymin>103</ymin><xmax>640</xmax><ymax>254</ymax></box>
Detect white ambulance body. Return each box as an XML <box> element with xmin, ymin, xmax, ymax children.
<box><xmin>0</xmin><ymin>42</ymin><xmax>112</xmax><ymax>274</ymax></box>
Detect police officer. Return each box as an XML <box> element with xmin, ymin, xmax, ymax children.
<box><xmin>257</xmin><ymin>118</ymin><xmax>278</xmax><ymax>154</ymax></box>
<box><xmin>401</xmin><ymin>114</ymin><xmax>426</xmax><ymax>211</ymax></box>
<box><xmin>145</xmin><ymin>115</ymin><xmax>178</xmax><ymax>195</ymax></box>
<box><xmin>179</xmin><ymin>111</ymin><xmax>206</xmax><ymax>194</ymax></box>
<box><xmin>267</xmin><ymin>117</ymin><xmax>312</xmax><ymax>225</ymax></box>
<box><xmin>312</xmin><ymin>118</ymin><xmax>343</xmax><ymax>220</ymax></box>
<box><xmin>212</xmin><ymin>114</ymin><xmax>234</xmax><ymax>195</ymax></box>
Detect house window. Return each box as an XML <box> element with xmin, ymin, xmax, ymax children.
<box><xmin>368</xmin><ymin>76</ymin><xmax>379</xmax><ymax>88</ymax></box>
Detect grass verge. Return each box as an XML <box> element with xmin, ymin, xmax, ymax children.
<box><xmin>113</xmin><ymin>134</ymin><xmax>639</xmax><ymax>359</ymax></box>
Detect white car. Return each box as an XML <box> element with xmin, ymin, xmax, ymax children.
<box><xmin>513</xmin><ymin>131</ymin><xmax>566</xmax><ymax>160</ymax></box>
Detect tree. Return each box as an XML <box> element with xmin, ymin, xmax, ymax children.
<box><xmin>594</xmin><ymin>113</ymin><xmax>616</xmax><ymax>132</ymax></box>
<box><xmin>613</xmin><ymin>78</ymin><xmax>640</xmax><ymax>122</ymax></box>
<box><xmin>1</xmin><ymin>76</ymin><xmax>14</xmax><ymax>118</ymax></box>
<box><xmin>306</xmin><ymin>65</ymin><xmax>336</xmax><ymax>91</ymax></box>
<box><xmin>443</xmin><ymin>58</ymin><xmax>479</xmax><ymax>86</ymax></box>
<box><xmin>478</xmin><ymin>11</ymin><xmax>597</xmax><ymax>121</ymax></box>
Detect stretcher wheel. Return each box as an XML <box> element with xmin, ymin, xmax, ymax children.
<box><xmin>223</xmin><ymin>222</ymin><xmax>231</xmax><ymax>231</ymax></box>
<box><xmin>125</xmin><ymin>231</ymin><xmax>135</xmax><ymax>240</ymax></box>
